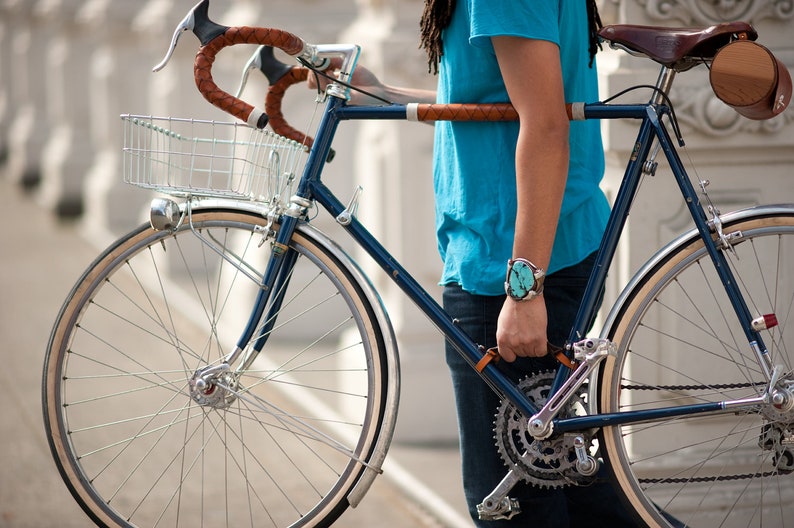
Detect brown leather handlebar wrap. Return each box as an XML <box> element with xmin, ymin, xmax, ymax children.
<box><xmin>265</xmin><ymin>67</ymin><xmax>314</xmax><ymax>148</ymax></box>
<box><xmin>194</xmin><ymin>26</ymin><xmax>305</xmax><ymax>127</ymax></box>
<box><xmin>195</xmin><ymin>24</ymin><xmax>581</xmax><ymax>134</ymax></box>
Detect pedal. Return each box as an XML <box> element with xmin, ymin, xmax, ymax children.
<box><xmin>477</xmin><ymin>496</ymin><xmax>521</xmax><ymax>521</ymax></box>
<box><xmin>477</xmin><ymin>469</ymin><xmax>522</xmax><ymax>521</ymax></box>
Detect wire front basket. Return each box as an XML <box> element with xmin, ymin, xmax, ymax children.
<box><xmin>122</xmin><ymin>115</ymin><xmax>306</xmax><ymax>203</ymax></box>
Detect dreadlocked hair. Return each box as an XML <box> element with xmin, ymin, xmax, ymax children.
<box><xmin>419</xmin><ymin>0</ymin><xmax>455</xmax><ymax>74</ymax></box>
<box><xmin>587</xmin><ymin>0</ymin><xmax>604</xmax><ymax>67</ymax></box>
<box><xmin>419</xmin><ymin>0</ymin><xmax>605</xmax><ymax>74</ymax></box>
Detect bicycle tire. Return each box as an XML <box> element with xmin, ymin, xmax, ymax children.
<box><xmin>599</xmin><ymin>210</ymin><xmax>794</xmax><ymax>527</ymax></box>
<box><xmin>43</xmin><ymin>207</ymin><xmax>395</xmax><ymax>528</ymax></box>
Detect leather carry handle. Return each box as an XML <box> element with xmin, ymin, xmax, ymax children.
<box><xmin>407</xmin><ymin>103</ymin><xmax>584</xmax><ymax>122</ymax></box>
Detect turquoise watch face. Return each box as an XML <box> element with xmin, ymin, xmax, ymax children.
<box><xmin>507</xmin><ymin>260</ymin><xmax>536</xmax><ymax>299</ymax></box>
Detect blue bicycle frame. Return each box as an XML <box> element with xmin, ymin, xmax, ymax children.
<box><xmin>239</xmin><ymin>82</ymin><xmax>773</xmax><ymax>434</ymax></box>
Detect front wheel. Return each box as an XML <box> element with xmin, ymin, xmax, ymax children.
<box><xmin>599</xmin><ymin>211</ymin><xmax>794</xmax><ymax>527</ymax></box>
<box><xmin>43</xmin><ymin>207</ymin><xmax>396</xmax><ymax>527</ymax></box>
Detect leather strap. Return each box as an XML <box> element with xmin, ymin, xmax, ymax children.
<box><xmin>475</xmin><ymin>343</ymin><xmax>577</xmax><ymax>372</ymax></box>
<box><xmin>549</xmin><ymin>343</ymin><xmax>578</xmax><ymax>370</ymax></box>
<box><xmin>475</xmin><ymin>347</ymin><xmax>501</xmax><ymax>373</ymax></box>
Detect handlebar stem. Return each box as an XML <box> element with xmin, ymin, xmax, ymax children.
<box><xmin>311</xmin><ymin>44</ymin><xmax>362</xmax><ymax>101</ymax></box>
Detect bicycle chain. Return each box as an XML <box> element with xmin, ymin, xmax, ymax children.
<box><xmin>495</xmin><ymin>380</ymin><xmax>790</xmax><ymax>486</ymax></box>
<box><xmin>621</xmin><ymin>381</ymin><xmax>764</xmax><ymax>391</ymax></box>
<box><xmin>640</xmin><ymin>471</ymin><xmax>779</xmax><ymax>485</ymax></box>
<box><xmin>622</xmin><ymin>380</ymin><xmax>790</xmax><ymax>485</ymax></box>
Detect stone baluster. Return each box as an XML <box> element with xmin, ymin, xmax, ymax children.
<box><xmin>36</xmin><ymin>0</ymin><xmax>95</xmax><ymax>218</ymax></box>
<box><xmin>3</xmin><ymin>0</ymin><xmax>52</xmax><ymax>190</ymax></box>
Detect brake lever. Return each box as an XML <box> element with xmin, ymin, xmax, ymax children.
<box><xmin>152</xmin><ymin>0</ymin><xmax>228</xmax><ymax>73</ymax></box>
<box><xmin>235</xmin><ymin>45</ymin><xmax>293</xmax><ymax>98</ymax></box>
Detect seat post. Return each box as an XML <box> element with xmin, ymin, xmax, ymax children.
<box><xmin>652</xmin><ymin>65</ymin><xmax>676</xmax><ymax>104</ymax></box>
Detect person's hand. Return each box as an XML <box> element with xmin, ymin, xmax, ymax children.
<box><xmin>495</xmin><ymin>297</ymin><xmax>548</xmax><ymax>362</ymax></box>
<box><xmin>305</xmin><ymin>59</ymin><xmax>387</xmax><ymax>105</ymax></box>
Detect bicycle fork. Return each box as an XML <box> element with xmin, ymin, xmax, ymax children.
<box><xmin>229</xmin><ymin>210</ymin><xmax>303</xmax><ymax>369</ymax></box>
<box><xmin>155</xmin><ymin>198</ymin><xmax>307</xmax><ymax>396</ymax></box>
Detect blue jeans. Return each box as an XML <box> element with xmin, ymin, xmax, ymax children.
<box><xmin>443</xmin><ymin>253</ymin><xmax>636</xmax><ymax>527</ymax></box>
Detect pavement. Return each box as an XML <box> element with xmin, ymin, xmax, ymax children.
<box><xmin>0</xmin><ymin>173</ymin><xmax>472</xmax><ymax>528</ymax></box>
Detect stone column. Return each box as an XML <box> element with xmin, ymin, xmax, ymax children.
<box><xmin>3</xmin><ymin>0</ymin><xmax>52</xmax><ymax>190</ymax></box>
<box><xmin>36</xmin><ymin>0</ymin><xmax>95</xmax><ymax>218</ymax></box>
<box><xmin>78</xmin><ymin>0</ymin><xmax>162</xmax><ymax>241</ymax></box>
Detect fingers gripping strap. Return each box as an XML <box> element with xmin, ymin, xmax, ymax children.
<box><xmin>195</xmin><ymin>27</ymin><xmax>305</xmax><ymax>127</ymax></box>
<box><xmin>475</xmin><ymin>343</ymin><xmax>575</xmax><ymax>373</ymax></box>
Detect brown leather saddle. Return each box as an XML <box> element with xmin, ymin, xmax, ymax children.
<box><xmin>598</xmin><ymin>22</ymin><xmax>756</xmax><ymax>70</ymax></box>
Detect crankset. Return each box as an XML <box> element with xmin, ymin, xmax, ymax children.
<box><xmin>494</xmin><ymin>371</ymin><xmax>599</xmax><ymax>489</ymax></box>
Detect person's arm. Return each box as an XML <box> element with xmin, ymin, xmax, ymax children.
<box><xmin>306</xmin><ymin>62</ymin><xmax>436</xmax><ymax>105</ymax></box>
<box><xmin>492</xmin><ymin>36</ymin><xmax>569</xmax><ymax>362</ymax></box>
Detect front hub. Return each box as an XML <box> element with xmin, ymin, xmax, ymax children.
<box><xmin>189</xmin><ymin>364</ymin><xmax>239</xmax><ymax>409</ymax></box>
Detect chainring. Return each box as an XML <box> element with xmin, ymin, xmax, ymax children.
<box><xmin>494</xmin><ymin>371</ymin><xmax>597</xmax><ymax>489</ymax></box>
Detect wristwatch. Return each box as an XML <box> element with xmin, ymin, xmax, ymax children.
<box><xmin>504</xmin><ymin>258</ymin><xmax>545</xmax><ymax>301</ymax></box>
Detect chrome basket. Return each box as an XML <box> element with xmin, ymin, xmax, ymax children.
<box><xmin>122</xmin><ymin>114</ymin><xmax>306</xmax><ymax>203</ymax></box>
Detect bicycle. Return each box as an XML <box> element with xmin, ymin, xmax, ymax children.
<box><xmin>42</xmin><ymin>1</ymin><xmax>794</xmax><ymax>526</ymax></box>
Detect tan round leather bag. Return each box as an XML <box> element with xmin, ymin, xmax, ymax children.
<box><xmin>709</xmin><ymin>40</ymin><xmax>792</xmax><ymax>120</ymax></box>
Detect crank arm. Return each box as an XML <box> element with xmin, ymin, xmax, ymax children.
<box><xmin>528</xmin><ymin>338</ymin><xmax>615</xmax><ymax>439</ymax></box>
<box><xmin>477</xmin><ymin>469</ymin><xmax>522</xmax><ymax>521</ymax></box>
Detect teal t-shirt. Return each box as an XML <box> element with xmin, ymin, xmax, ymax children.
<box><xmin>434</xmin><ymin>0</ymin><xmax>610</xmax><ymax>295</ymax></box>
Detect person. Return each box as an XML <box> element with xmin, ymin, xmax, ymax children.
<box><xmin>311</xmin><ymin>1</ymin><xmax>636</xmax><ymax>525</ymax></box>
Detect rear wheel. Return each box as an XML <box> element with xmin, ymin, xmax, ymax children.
<box><xmin>43</xmin><ymin>208</ymin><xmax>393</xmax><ymax>527</ymax></box>
<box><xmin>600</xmin><ymin>212</ymin><xmax>794</xmax><ymax>527</ymax></box>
